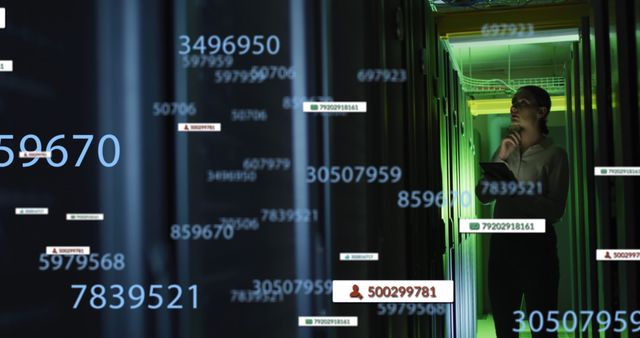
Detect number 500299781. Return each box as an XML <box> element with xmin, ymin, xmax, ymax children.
<box><xmin>368</xmin><ymin>285</ymin><xmax>437</xmax><ymax>298</ymax></box>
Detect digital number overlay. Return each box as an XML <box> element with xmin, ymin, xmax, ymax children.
<box><xmin>71</xmin><ymin>284</ymin><xmax>197</xmax><ymax>310</ymax></box>
<box><xmin>207</xmin><ymin>169</ymin><xmax>257</xmax><ymax>183</ymax></box>
<box><xmin>40</xmin><ymin>253</ymin><xmax>125</xmax><ymax>271</ymax></box>
<box><xmin>298</xmin><ymin>317</ymin><xmax>357</xmax><ymax>327</ymax></box>
<box><xmin>397</xmin><ymin>190</ymin><xmax>472</xmax><ymax>208</ymax></box>
<box><xmin>182</xmin><ymin>54</ymin><xmax>233</xmax><ymax>68</ymax></box>
<box><xmin>170</xmin><ymin>224</ymin><xmax>235</xmax><ymax>240</ymax></box>
<box><xmin>340</xmin><ymin>252</ymin><xmax>379</xmax><ymax>261</ymax></box>
<box><xmin>282</xmin><ymin>96</ymin><xmax>332</xmax><ymax>110</ymax></box>
<box><xmin>213</xmin><ymin>66</ymin><xmax>294</xmax><ymax>84</ymax></box>
<box><xmin>596</xmin><ymin>249</ymin><xmax>640</xmax><ymax>261</ymax></box>
<box><xmin>252</xmin><ymin>279</ymin><xmax>332</xmax><ymax>297</ymax></box>
<box><xmin>377</xmin><ymin>303</ymin><xmax>447</xmax><ymax>316</ymax></box>
<box><xmin>332</xmin><ymin>280</ymin><xmax>454</xmax><ymax>303</ymax></box>
<box><xmin>231</xmin><ymin>109</ymin><xmax>267</xmax><ymax>122</ymax></box>
<box><xmin>260</xmin><ymin>208</ymin><xmax>318</xmax><ymax>223</ymax></box>
<box><xmin>242</xmin><ymin>157</ymin><xmax>290</xmax><ymax>171</ymax></box>
<box><xmin>480</xmin><ymin>23</ymin><xmax>534</xmax><ymax>37</ymax></box>
<box><xmin>513</xmin><ymin>310</ymin><xmax>640</xmax><ymax>333</ymax></box>
<box><xmin>356</xmin><ymin>68</ymin><xmax>407</xmax><ymax>83</ymax></box>
<box><xmin>179</xmin><ymin>34</ymin><xmax>280</xmax><ymax>56</ymax></box>
<box><xmin>479</xmin><ymin>180</ymin><xmax>542</xmax><ymax>196</ymax></box>
<box><xmin>307</xmin><ymin>165</ymin><xmax>402</xmax><ymax>184</ymax></box>
<box><xmin>153</xmin><ymin>102</ymin><xmax>197</xmax><ymax>116</ymax></box>
<box><xmin>459</xmin><ymin>219</ymin><xmax>546</xmax><ymax>233</ymax></box>
<box><xmin>230</xmin><ymin>289</ymin><xmax>284</xmax><ymax>303</ymax></box>
<box><xmin>303</xmin><ymin>102</ymin><xmax>367</xmax><ymax>113</ymax></box>
<box><xmin>0</xmin><ymin>134</ymin><xmax>120</xmax><ymax>167</ymax></box>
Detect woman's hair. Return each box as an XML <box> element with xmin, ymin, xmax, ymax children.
<box><xmin>517</xmin><ymin>85</ymin><xmax>551</xmax><ymax>135</ymax></box>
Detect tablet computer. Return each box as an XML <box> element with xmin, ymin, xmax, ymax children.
<box><xmin>480</xmin><ymin>162</ymin><xmax>517</xmax><ymax>181</ymax></box>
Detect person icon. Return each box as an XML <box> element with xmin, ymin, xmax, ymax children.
<box><xmin>605</xmin><ymin>251</ymin><xmax>611</xmax><ymax>259</ymax></box>
<box><xmin>350</xmin><ymin>284</ymin><xmax>363</xmax><ymax>300</ymax></box>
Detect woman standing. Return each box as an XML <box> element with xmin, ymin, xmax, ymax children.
<box><xmin>476</xmin><ymin>86</ymin><xmax>569</xmax><ymax>338</ymax></box>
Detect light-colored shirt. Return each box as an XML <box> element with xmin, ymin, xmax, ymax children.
<box><xmin>475</xmin><ymin>136</ymin><xmax>569</xmax><ymax>224</ymax></box>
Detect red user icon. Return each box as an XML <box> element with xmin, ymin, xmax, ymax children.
<box><xmin>350</xmin><ymin>284</ymin><xmax>363</xmax><ymax>300</ymax></box>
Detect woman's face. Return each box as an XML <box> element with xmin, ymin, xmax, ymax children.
<box><xmin>510</xmin><ymin>90</ymin><xmax>543</xmax><ymax>130</ymax></box>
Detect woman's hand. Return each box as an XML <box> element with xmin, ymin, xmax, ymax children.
<box><xmin>498</xmin><ymin>130</ymin><xmax>521</xmax><ymax>160</ymax></box>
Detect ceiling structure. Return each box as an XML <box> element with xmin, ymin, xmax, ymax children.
<box><xmin>428</xmin><ymin>0</ymin><xmax>587</xmax><ymax>14</ymax></box>
<box><xmin>452</xmin><ymin>42</ymin><xmax>572</xmax><ymax>80</ymax></box>
<box><xmin>432</xmin><ymin>0</ymin><xmax>588</xmax><ymax>101</ymax></box>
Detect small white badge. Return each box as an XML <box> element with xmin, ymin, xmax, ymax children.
<box><xmin>46</xmin><ymin>246</ymin><xmax>90</xmax><ymax>255</ymax></box>
<box><xmin>178</xmin><ymin>123</ymin><xmax>221</xmax><ymax>132</ymax></box>
<box><xmin>0</xmin><ymin>8</ymin><xmax>5</xmax><ymax>29</ymax></box>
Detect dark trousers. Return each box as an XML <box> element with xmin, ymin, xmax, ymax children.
<box><xmin>488</xmin><ymin>229</ymin><xmax>560</xmax><ymax>338</ymax></box>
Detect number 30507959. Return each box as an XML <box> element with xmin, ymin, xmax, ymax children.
<box><xmin>513</xmin><ymin>310</ymin><xmax>640</xmax><ymax>333</ymax></box>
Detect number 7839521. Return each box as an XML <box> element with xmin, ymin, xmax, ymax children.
<box><xmin>71</xmin><ymin>284</ymin><xmax>197</xmax><ymax>310</ymax></box>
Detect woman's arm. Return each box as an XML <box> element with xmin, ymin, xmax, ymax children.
<box><xmin>498</xmin><ymin>148</ymin><xmax>569</xmax><ymax>221</ymax></box>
